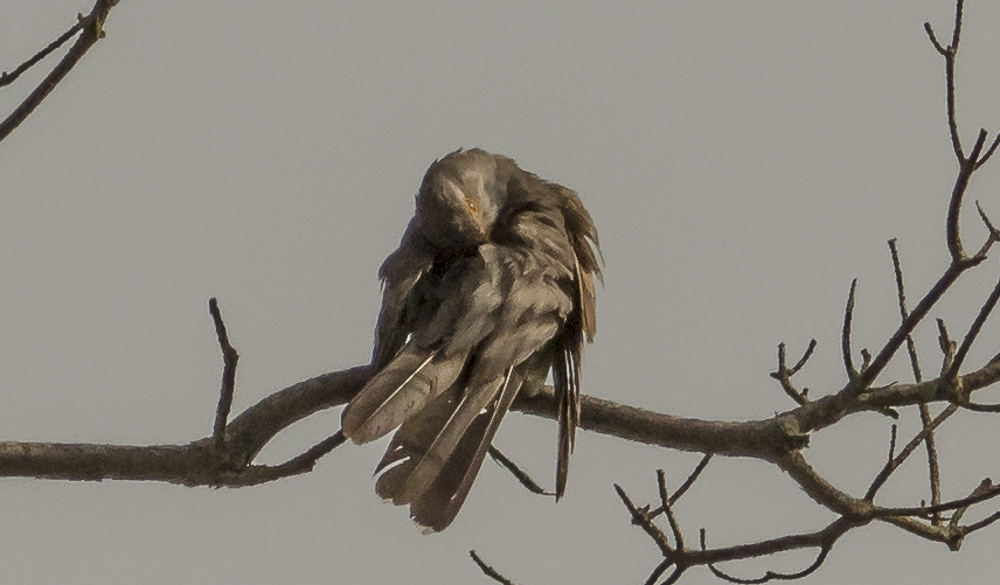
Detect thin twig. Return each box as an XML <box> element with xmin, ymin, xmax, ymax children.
<box><xmin>0</xmin><ymin>0</ymin><xmax>119</xmax><ymax>143</ymax></box>
<box><xmin>672</xmin><ymin>453</ymin><xmax>712</xmax><ymax>505</ymax></box>
<box><xmin>917</xmin><ymin>401</ymin><xmax>943</xmax><ymax>525</ymax></box>
<box><xmin>657</xmin><ymin>470</ymin><xmax>685</xmax><ymax>551</ymax></box>
<box><xmin>960</xmin><ymin>401</ymin><xmax>1000</xmax><ymax>413</ymax></box>
<box><xmin>975</xmin><ymin>201</ymin><xmax>1000</xmax><ymax>238</ymax></box>
<box><xmin>644</xmin><ymin>559</ymin><xmax>675</xmax><ymax>585</ymax></box>
<box><xmin>0</xmin><ymin>21</ymin><xmax>82</xmax><ymax>88</ymax></box>
<box><xmin>214</xmin><ymin>431</ymin><xmax>346</xmax><ymax>486</ymax></box>
<box><xmin>842</xmin><ymin>279</ymin><xmax>859</xmax><ymax>382</ymax></box>
<box><xmin>614</xmin><ymin>484</ymin><xmax>673</xmax><ymax>558</ymax></box>
<box><xmin>938</xmin><ymin>319</ymin><xmax>956</xmax><ymax>375</ymax></box>
<box><xmin>948</xmin><ymin>130</ymin><xmax>988</xmax><ymax>261</ymax></box>
<box><xmin>706</xmin><ymin>548</ymin><xmax>831</xmax><ymax>585</ymax></box>
<box><xmin>975</xmin><ymin>134</ymin><xmax>1000</xmax><ymax>169</ymax></box>
<box><xmin>963</xmin><ymin>509</ymin><xmax>1000</xmax><ymax>536</ymax></box>
<box><xmin>924</xmin><ymin>22</ymin><xmax>947</xmax><ymax>55</ymax></box>
<box><xmin>770</xmin><ymin>341</ymin><xmax>816</xmax><ymax>405</ymax></box>
<box><xmin>888</xmin><ymin>239</ymin><xmax>942</xmax><ymax>521</ymax></box>
<box><xmin>950</xmin><ymin>0</ymin><xmax>965</xmax><ymax>49</ymax></box>
<box><xmin>856</xmin><ymin>261</ymin><xmax>969</xmax><ymax>391</ymax></box>
<box><xmin>700</xmin><ymin>524</ymin><xmax>841</xmax><ymax>584</ymax></box>
<box><xmin>209</xmin><ymin>298</ymin><xmax>240</xmax><ymax>447</ymax></box>
<box><xmin>865</xmin><ymin>425</ymin><xmax>898</xmax><ymax>500</ymax></box>
<box><xmin>875</xmin><ymin>474</ymin><xmax>1000</xmax><ymax>518</ymax></box>
<box><xmin>925</xmin><ymin>0</ymin><xmax>966</xmax><ymax>162</ymax></box>
<box><xmin>650</xmin><ymin>454</ymin><xmax>713</xmax><ymax>520</ymax></box>
<box><xmin>971</xmin><ymin>201</ymin><xmax>1000</xmax><ymax>259</ymax></box>
<box><xmin>889</xmin><ymin>239</ymin><xmax>924</xmax><ymax>382</ymax></box>
<box><xmin>950</xmin><ymin>478</ymin><xmax>994</xmax><ymax>530</ymax></box>
<box><xmin>948</xmin><ymin>271</ymin><xmax>1000</xmax><ymax>380</ymax></box>
<box><xmin>867</xmin><ymin>405</ymin><xmax>959</xmax><ymax>502</ymax></box>
<box><xmin>470</xmin><ymin>550</ymin><xmax>519</xmax><ymax>585</ymax></box>
<box><xmin>488</xmin><ymin>446</ymin><xmax>550</xmax><ymax>496</ymax></box>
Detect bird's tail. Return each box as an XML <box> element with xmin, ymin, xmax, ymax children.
<box><xmin>374</xmin><ymin>367</ymin><xmax>522</xmax><ymax>532</ymax></box>
<box><xmin>342</xmin><ymin>345</ymin><xmax>466</xmax><ymax>444</ymax></box>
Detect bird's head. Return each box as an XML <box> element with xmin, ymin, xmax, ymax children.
<box><xmin>415</xmin><ymin>149</ymin><xmax>506</xmax><ymax>251</ymax></box>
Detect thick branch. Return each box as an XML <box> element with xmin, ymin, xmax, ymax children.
<box><xmin>0</xmin><ymin>367</ymin><xmax>369</xmax><ymax>486</ymax></box>
<box><xmin>0</xmin><ymin>352</ymin><xmax>994</xmax><ymax>487</ymax></box>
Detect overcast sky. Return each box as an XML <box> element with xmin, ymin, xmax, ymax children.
<box><xmin>3</xmin><ymin>1</ymin><xmax>1000</xmax><ymax>584</ymax></box>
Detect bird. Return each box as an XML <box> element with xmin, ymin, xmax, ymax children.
<box><xmin>341</xmin><ymin>148</ymin><xmax>601</xmax><ymax>532</ymax></box>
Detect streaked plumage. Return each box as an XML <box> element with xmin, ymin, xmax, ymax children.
<box><xmin>342</xmin><ymin>148</ymin><xmax>600</xmax><ymax>531</ymax></box>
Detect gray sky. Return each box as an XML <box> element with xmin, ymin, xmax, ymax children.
<box><xmin>2</xmin><ymin>1</ymin><xmax>1000</xmax><ymax>583</ymax></box>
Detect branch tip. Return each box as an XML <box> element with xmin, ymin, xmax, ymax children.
<box><xmin>842</xmin><ymin>279</ymin><xmax>859</xmax><ymax>382</ymax></box>
<box><xmin>209</xmin><ymin>297</ymin><xmax>240</xmax><ymax>447</ymax></box>
<box><xmin>470</xmin><ymin>550</ymin><xmax>518</xmax><ymax>585</ymax></box>
<box><xmin>488</xmin><ymin>446</ymin><xmax>550</xmax><ymax>496</ymax></box>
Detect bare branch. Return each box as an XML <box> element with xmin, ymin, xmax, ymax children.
<box><xmin>948</xmin><ymin>271</ymin><xmax>1000</xmax><ymax>380</ymax></box>
<box><xmin>657</xmin><ymin>470</ymin><xmax>685</xmax><ymax>551</ymax></box>
<box><xmin>209</xmin><ymin>298</ymin><xmax>240</xmax><ymax>448</ymax></box>
<box><xmin>960</xmin><ymin>401</ymin><xmax>1000</xmax><ymax>413</ymax></box>
<box><xmin>869</xmin><ymin>404</ymin><xmax>958</xmax><ymax>504</ymax></box>
<box><xmin>875</xmin><ymin>477</ymin><xmax>1000</xmax><ymax>519</ymax></box>
<box><xmin>950</xmin><ymin>0</ymin><xmax>965</xmax><ymax>50</ymax></box>
<box><xmin>488</xmin><ymin>446</ymin><xmax>551</xmax><ymax>496</ymax></box>
<box><xmin>975</xmin><ymin>133</ymin><xmax>1000</xmax><ymax>169</ymax></box>
<box><xmin>0</xmin><ymin>0</ymin><xmax>120</xmax><ymax>143</ymax></box>
<box><xmin>856</xmin><ymin>261</ymin><xmax>968</xmax><ymax>391</ymax></box>
<box><xmin>842</xmin><ymin>279</ymin><xmax>859</xmax><ymax>381</ymax></box>
<box><xmin>864</xmin><ymin>424</ymin><xmax>898</xmax><ymax>501</ymax></box>
<box><xmin>925</xmin><ymin>0</ymin><xmax>967</xmax><ymax>162</ymax></box>
<box><xmin>470</xmin><ymin>551</ymin><xmax>519</xmax><ymax>585</ymax></box>
<box><xmin>970</xmin><ymin>201</ymin><xmax>1000</xmax><ymax>260</ymax></box>
<box><xmin>889</xmin><ymin>239</ymin><xmax>924</xmax><ymax>382</ymax></box>
<box><xmin>0</xmin><ymin>20</ymin><xmax>82</xmax><ymax>88</ymax></box>
<box><xmin>888</xmin><ymin>239</ymin><xmax>942</xmax><ymax>519</ymax></box>
<box><xmin>976</xmin><ymin>201</ymin><xmax>1000</xmax><ymax>238</ymax></box>
<box><xmin>962</xmin><ymin>509</ymin><xmax>1000</xmax><ymax>537</ymax></box>
<box><xmin>644</xmin><ymin>559</ymin><xmax>677</xmax><ymax>585</ymax></box>
<box><xmin>615</xmin><ymin>483</ymin><xmax>673</xmax><ymax>558</ymax></box>
<box><xmin>948</xmin><ymin>130</ymin><xmax>988</xmax><ymax>260</ymax></box>
<box><xmin>649</xmin><ymin>455</ymin><xmax>713</xmax><ymax>521</ymax></box>
<box><xmin>937</xmin><ymin>319</ymin><xmax>956</xmax><ymax>375</ymax></box>
<box><xmin>949</xmin><ymin>478</ymin><xmax>993</xmax><ymax>532</ymax></box>
<box><xmin>213</xmin><ymin>431</ymin><xmax>345</xmax><ymax>486</ymax></box>
<box><xmin>671</xmin><ymin>454</ymin><xmax>712</xmax><ymax>506</ymax></box>
<box><xmin>699</xmin><ymin>521</ymin><xmax>847</xmax><ymax>584</ymax></box>
<box><xmin>706</xmin><ymin>548</ymin><xmax>830</xmax><ymax>585</ymax></box>
<box><xmin>918</xmin><ymin>402</ymin><xmax>943</xmax><ymax>524</ymax></box>
<box><xmin>770</xmin><ymin>341</ymin><xmax>816</xmax><ymax>405</ymax></box>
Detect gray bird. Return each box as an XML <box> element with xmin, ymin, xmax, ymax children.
<box><xmin>342</xmin><ymin>148</ymin><xmax>600</xmax><ymax>531</ymax></box>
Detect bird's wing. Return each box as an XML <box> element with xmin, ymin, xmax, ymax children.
<box><xmin>372</xmin><ymin>227</ymin><xmax>433</xmax><ymax>370</ymax></box>
<box><xmin>504</xmin><ymin>180</ymin><xmax>599</xmax><ymax>496</ymax></box>
<box><xmin>553</xmin><ymin>253</ymin><xmax>586</xmax><ymax>499</ymax></box>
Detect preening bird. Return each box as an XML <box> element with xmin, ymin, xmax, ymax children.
<box><xmin>341</xmin><ymin>148</ymin><xmax>601</xmax><ymax>531</ymax></box>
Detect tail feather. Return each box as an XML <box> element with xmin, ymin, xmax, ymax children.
<box><xmin>554</xmin><ymin>255</ymin><xmax>586</xmax><ymax>500</ymax></box>
<box><xmin>374</xmin><ymin>368</ymin><xmax>522</xmax><ymax>531</ymax></box>
<box><xmin>375</xmin><ymin>385</ymin><xmax>462</xmax><ymax>503</ymax></box>
<box><xmin>410</xmin><ymin>367</ymin><xmax>522</xmax><ymax>531</ymax></box>
<box><xmin>553</xmin><ymin>344</ymin><xmax>579</xmax><ymax>500</ymax></box>
<box><xmin>399</xmin><ymin>371</ymin><xmax>509</xmax><ymax>503</ymax></box>
<box><xmin>342</xmin><ymin>346</ymin><xmax>466</xmax><ymax>444</ymax></box>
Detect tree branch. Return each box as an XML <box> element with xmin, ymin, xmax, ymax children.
<box><xmin>0</xmin><ymin>0</ymin><xmax>120</xmax><ymax>144</ymax></box>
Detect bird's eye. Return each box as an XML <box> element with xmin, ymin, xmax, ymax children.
<box><xmin>465</xmin><ymin>196</ymin><xmax>479</xmax><ymax>213</ymax></box>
